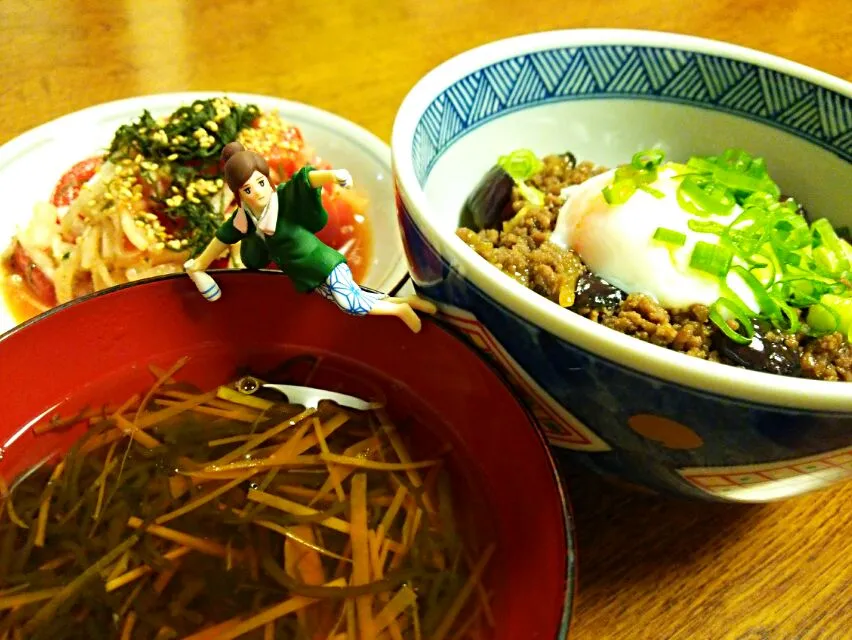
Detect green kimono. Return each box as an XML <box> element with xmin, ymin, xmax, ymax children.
<box><xmin>215</xmin><ymin>166</ymin><xmax>347</xmax><ymax>292</ymax></box>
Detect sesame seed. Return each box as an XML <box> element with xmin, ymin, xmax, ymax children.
<box><xmin>167</xmin><ymin>153</ymin><xmax>178</xmax><ymax>161</ymax></box>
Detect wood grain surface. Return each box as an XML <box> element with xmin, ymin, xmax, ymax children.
<box><xmin>1</xmin><ymin>1</ymin><xmax>850</xmax><ymax>638</ymax></box>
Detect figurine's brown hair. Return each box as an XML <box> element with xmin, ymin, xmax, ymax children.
<box><xmin>221</xmin><ymin>142</ymin><xmax>271</xmax><ymax>201</ymax></box>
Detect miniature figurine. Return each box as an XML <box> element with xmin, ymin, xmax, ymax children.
<box><xmin>184</xmin><ymin>142</ymin><xmax>436</xmax><ymax>332</ymax></box>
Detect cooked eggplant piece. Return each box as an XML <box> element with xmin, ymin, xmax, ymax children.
<box><xmin>459</xmin><ymin>164</ymin><xmax>516</xmax><ymax>231</ymax></box>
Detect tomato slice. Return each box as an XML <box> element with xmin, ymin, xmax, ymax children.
<box><xmin>10</xmin><ymin>242</ymin><xmax>57</xmax><ymax>306</ymax></box>
<box><xmin>264</xmin><ymin>124</ymin><xmax>307</xmax><ymax>184</ymax></box>
<box><xmin>50</xmin><ymin>156</ymin><xmax>104</xmax><ymax>208</ymax></box>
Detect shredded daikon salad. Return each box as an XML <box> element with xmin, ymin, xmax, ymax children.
<box><xmin>4</xmin><ymin>96</ymin><xmax>368</xmax><ymax>312</ymax></box>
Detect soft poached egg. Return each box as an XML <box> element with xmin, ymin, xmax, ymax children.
<box><xmin>551</xmin><ymin>165</ymin><xmax>759</xmax><ymax>312</ymax></box>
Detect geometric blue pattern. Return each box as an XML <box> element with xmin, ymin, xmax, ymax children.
<box><xmin>412</xmin><ymin>45</ymin><xmax>852</xmax><ymax>185</ymax></box>
<box><xmin>315</xmin><ymin>263</ymin><xmax>384</xmax><ymax>316</ymax></box>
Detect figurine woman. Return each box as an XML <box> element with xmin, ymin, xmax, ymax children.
<box><xmin>184</xmin><ymin>142</ymin><xmax>435</xmax><ymax>332</ymax></box>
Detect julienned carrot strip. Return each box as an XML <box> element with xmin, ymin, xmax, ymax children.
<box><xmin>135</xmin><ymin>390</ymin><xmax>219</xmax><ymax>429</ymax></box>
<box><xmin>188</xmin><ymin>456</ymin><xmax>322</xmax><ymax>478</ymax></box>
<box><xmin>216</xmin><ymin>385</ymin><xmax>274</xmax><ymax>411</ymax></box>
<box><xmin>0</xmin><ymin>476</ymin><xmax>28</xmax><ymax>530</ymax></box>
<box><xmin>466</xmin><ymin>553</ymin><xmax>496</xmax><ymax>628</ymax></box>
<box><xmin>159</xmin><ymin>388</ymin><xmax>250</xmax><ymax>412</ymax></box>
<box><xmin>134</xmin><ymin>356</ymin><xmax>189</xmax><ymax>425</ymax></box>
<box><xmin>350</xmin><ymin>473</ymin><xmax>374</xmax><ymax>640</ymax></box>
<box><xmin>0</xmin><ymin>588</ymin><xmax>62</xmax><ymax>610</ymax></box>
<box><xmin>155</xmin><ymin>470</ymin><xmax>256</xmax><ymax>524</ymax></box>
<box><xmin>156</xmin><ymin>399</ymin><xmax>258</xmax><ymax>424</ymax></box>
<box><xmin>430</xmin><ymin>544</ymin><xmax>496</xmax><ymax>640</ymax></box>
<box><xmin>246</xmin><ymin>490</ymin><xmax>351</xmax><ymax>535</ymax></box>
<box><xmin>105</xmin><ymin>550</ymin><xmax>131</xmax><ymax>583</ymax></box>
<box><xmin>114</xmin><ymin>415</ymin><xmax>162</xmax><ymax>449</ymax></box>
<box><xmin>119</xmin><ymin>612</ymin><xmax>136</xmax><ymax>640</ymax></box>
<box><xmin>125</xmin><ymin>517</ymin><xmax>236</xmax><ymax>559</ymax></box>
<box><xmin>271</xmin><ymin>411</ymin><xmax>349</xmax><ymax>461</ymax></box>
<box><xmin>319</xmin><ymin>453</ymin><xmax>440</xmax><ymax>471</ymax></box>
<box><xmin>376</xmin><ymin>486</ymin><xmax>407</xmax><ymax>552</ymax></box>
<box><xmin>93</xmin><ymin>442</ymin><xmax>119</xmax><ymax>521</ymax></box>
<box><xmin>374</xmin><ymin>586</ymin><xmax>417</xmax><ymax>633</ymax></box>
<box><xmin>314</xmin><ymin>418</ymin><xmax>346</xmax><ymax>502</ymax></box>
<box><xmin>182</xmin><ymin>578</ymin><xmax>347</xmax><ymax>640</ymax></box>
<box><xmin>201</xmin><ymin>410</ymin><xmax>347</xmax><ymax>475</ymax></box>
<box><xmin>34</xmin><ymin>462</ymin><xmax>65</xmax><ymax>547</ymax></box>
<box><xmin>310</xmin><ymin>435</ymin><xmax>382</xmax><ymax>506</ymax></box>
<box><xmin>383</xmin><ymin>423</ymin><xmax>436</xmax><ymax>515</ymax></box>
<box><xmin>206</xmin><ymin>407</ymin><xmax>315</xmax><ymax>468</ymax></box>
<box><xmin>179</xmin><ymin>619</ymin><xmax>242</xmax><ymax>640</ymax></box>
<box><xmin>80</xmin><ymin>391</ymin><xmax>216</xmax><ymax>454</ymax></box>
<box><xmin>105</xmin><ymin>546</ymin><xmax>191</xmax><ymax>592</ymax></box>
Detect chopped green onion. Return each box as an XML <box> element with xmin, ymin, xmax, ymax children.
<box><xmin>497</xmin><ymin>149</ymin><xmax>543</xmax><ymax>182</ymax></box>
<box><xmin>496</xmin><ymin>149</ymin><xmax>546</xmax><ymax>206</ymax></box>
<box><xmin>639</xmin><ymin>184</ymin><xmax>665</xmax><ymax>199</ymax></box>
<box><xmin>710</xmin><ymin>297</ymin><xmax>755</xmax><ymax>345</ymax></box>
<box><xmin>774</xmin><ymin>300</ymin><xmax>801</xmax><ymax>333</ymax></box>
<box><xmin>686</xmin><ymin>157</ymin><xmax>717</xmax><ymax>174</ymax></box>
<box><xmin>719</xmin><ymin>148</ymin><xmax>753</xmax><ymax>172</ymax></box>
<box><xmin>806</xmin><ymin>302</ymin><xmax>841</xmax><ymax>334</ymax></box>
<box><xmin>807</xmin><ymin>293</ymin><xmax>852</xmax><ymax>335</ymax></box>
<box><xmin>677</xmin><ymin>176</ymin><xmax>736</xmax><ymax>216</ymax></box>
<box><xmin>730</xmin><ymin>265</ymin><xmax>780</xmax><ymax>319</ymax></box>
<box><xmin>771</xmin><ymin>214</ymin><xmax>811</xmax><ymax>252</ymax></box>
<box><xmin>516</xmin><ymin>182</ymin><xmax>545</xmax><ymax>207</ymax></box>
<box><xmin>687</xmin><ymin>219</ymin><xmax>727</xmax><ymax>235</ymax></box>
<box><xmin>653</xmin><ymin>227</ymin><xmax>687</xmax><ymax>246</ymax></box>
<box><xmin>602</xmin><ymin>180</ymin><xmax>637</xmax><ymax>205</ymax></box>
<box><xmin>812</xmin><ymin>218</ymin><xmax>851</xmax><ymax>274</ymax></box>
<box><xmin>632</xmin><ymin>149</ymin><xmax>665</xmax><ymax>170</ymax></box>
<box><xmin>689</xmin><ymin>241</ymin><xmax>733</xmax><ymax>278</ymax></box>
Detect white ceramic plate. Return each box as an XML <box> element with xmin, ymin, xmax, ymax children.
<box><xmin>0</xmin><ymin>91</ymin><xmax>408</xmax><ymax>334</ymax></box>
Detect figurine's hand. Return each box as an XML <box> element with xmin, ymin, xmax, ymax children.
<box><xmin>332</xmin><ymin>169</ymin><xmax>353</xmax><ymax>189</ymax></box>
<box><xmin>183</xmin><ymin>258</ymin><xmax>199</xmax><ymax>273</ymax></box>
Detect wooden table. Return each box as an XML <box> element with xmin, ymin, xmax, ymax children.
<box><xmin>1</xmin><ymin>1</ymin><xmax>850</xmax><ymax>638</ymax></box>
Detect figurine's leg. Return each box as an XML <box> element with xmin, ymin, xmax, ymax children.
<box><xmin>316</xmin><ymin>263</ymin><xmax>422</xmax><ymax>333</ymax></box>
<box><xmin>385</xmin><ymin>295</ymin><xmax>437</xmax><ymax>315</ymax></box>
<box><xmin>367</xmin><ymin>300</ymin><xmax>422</xmax><ymax>333</ymax></box>
<box><xmin>315</xmin><ymin>263</ymin><xmax>424</xmax><ymax>333</ymax></box>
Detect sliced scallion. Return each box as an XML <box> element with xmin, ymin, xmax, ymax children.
<box><xmin>689</xmin><ymin>241</ymin><xmax>733</xmax><ymax>278</ymax></box>
<box><xmin>652</xmin><ymin>227</ymin><xmax>687</xmax><ymax>246</ymax></box>
<box><xmin>709</xmin><ymin>297</ymin><xmax>755</xmax><ymax>345</ymax></box>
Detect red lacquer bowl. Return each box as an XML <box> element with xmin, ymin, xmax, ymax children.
<box><xmin>0</xmin><ymin>271</ymin><xmax>575</xmax><ymax>639</ymax></box>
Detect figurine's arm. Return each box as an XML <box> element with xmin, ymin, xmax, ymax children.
<box><xmin>185</xmin><ymin>210</ymin><xmax>246</xmax><ymax>272</ymax></box>
<box><xmin>186</xmin><ymin>237</ymin><xmax>228</xmax><ymax>271</ymax></box>
<box><xmin>308</xmin><ymin>169</ymin><xmax>353</xmax><ymax>189</ymax></box>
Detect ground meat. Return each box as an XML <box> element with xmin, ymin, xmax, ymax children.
<box><xmin>455</xmin><ymin>154</ymin><xmax>593</xmax><ymax>298</ymax></box>
<box><xmin>595</xmin><ymin>294</ymin><xmax>715</xmax><ymax>358</ymax></box>
<box><xmin>456</xmin><ymin>153</ymin><xmax>851</xmax><ymax>382</ymax></box>
<box><xmin>800</xmin><ymin>333</ymin><xmax>852</xmax><ymax>381</ymax></box>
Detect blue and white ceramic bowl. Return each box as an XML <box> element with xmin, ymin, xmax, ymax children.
<box><xmin>391</xmin><ymin>29</ymin><xmax>852</xmax><ymax>502</ymax></box>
